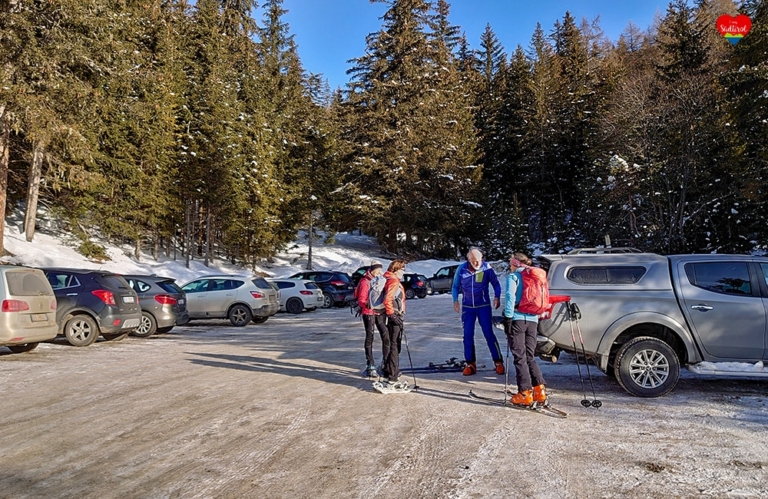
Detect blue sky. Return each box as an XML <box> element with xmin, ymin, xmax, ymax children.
<box><xmin>281</xmin><ymin>0</ymin><xmax>673</xmax><ymax>90</ymax></box>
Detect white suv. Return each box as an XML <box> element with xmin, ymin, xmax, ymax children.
<box><xmin>0</xmin><ymin>266</ymin><xmax>58</xmax><ymax>353</ymax></box>
<box><xmin>181</xmin><ymin>275</ymin><xmax>279</xmax><ymax>326</ymax></box>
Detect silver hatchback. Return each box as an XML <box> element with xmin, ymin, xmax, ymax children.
<box><xmin>0</xmin><ymin>266</ymin><xmax>58</xmax><ymax>353</ymax></box>
<box><xmin>181</xmin><ymin>275</ymin><xmax>280</xmax><ymax>326</ymax></box>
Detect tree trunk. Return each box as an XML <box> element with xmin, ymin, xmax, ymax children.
<box><xmin>0</xmin><ymin>105</ymin><xmax>9</xmax><ymax>255</ymax></box>
<box><xmin>135</xmin><ymin>236</ymin><xmax>141</xmax><ymax>260</ymax></box>
<box><xmin>306</xmin><ymin>211</ymin><xmax>313</xmax><ymax>270</ymax></box>
<box><xmin>24</xmin><ymin>142</ymin><xmax>44</xmax><ymax>242</ymax></box>
<box><xmin>185</xmin><ymin>200</ymin><xmax>191</xmax><ymax>268</ymax></box>
<box><xmin>153</xmin><ymin>228</ymin><xmax>159</xmax><ymax>261</ymax></box>
<box><xmin>204</xmin><ymin>206</ymin><xmax>211</xmax><ymax>267</ymax></box>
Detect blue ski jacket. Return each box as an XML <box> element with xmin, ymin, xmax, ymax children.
<box><xmin>451</xmin><ymin>261</ymin><xmax>501</xmax><ymax>308</ymax></box>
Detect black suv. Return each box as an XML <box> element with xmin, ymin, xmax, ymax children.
<box><xmin>402</xmin><ymin>273</ymin><xmax>430</xmax><ymax>299</ymax></box>
<box><xmin>288</xmin><ymin>271</ymin><xmax>355</xmax><ymax>308</ymax></box>
<box><xmin>43</xmin><ymin>268</ymin><xmax>142</xmax><ymax>346</ymax></box>
<box><xmin>428</xmin><ymin>264</ymin><xmax>459</xmax><ymax>294</ymax></box>
<box><xmin>123</xmin><ymin>275</ymin><xmax>190</xmax><ymax>337</ymax></box>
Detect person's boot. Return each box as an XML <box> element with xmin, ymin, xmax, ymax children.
<box><xmin>532</xmin><ymin>384</ymin><xmax>548</xmax><ymax>405</ymax></box>
<box><xmin>511</xmin><ymin>389</ymin><xmax>533</xmax><ymax>406</ymax></box>
<box><xmin>366</xmin><ymin>365</ymin><xmax>378</xmax><ymax>377</ymax></box>
<box><xmin>494</xmin><ymin>360</ymin><xmax>505</xmax><ymax>375</ymax></box>
<box><xmin>462</xmin><ymin>361</ymin><xmax>477</xmax><ymax>376</ymax></box>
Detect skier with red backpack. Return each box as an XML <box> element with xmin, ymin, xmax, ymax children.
<box><xmin>355</xmin><ymin>260</ymin><xmax>389</xmax><ymax>377</ymax></box>
<box><xmin>503</xmin><ymin>252</ymin><xmax>551</xmax><ymax>407</ymax></box>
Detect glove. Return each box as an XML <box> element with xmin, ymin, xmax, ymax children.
<box><xmin>387</xmin><ymin>313</ymin><xmax>403</xmax><ymax>327</ymax></box>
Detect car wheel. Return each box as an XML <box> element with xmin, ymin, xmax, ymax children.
<box><xmin>405</xmin><ymin>288</ymin><xmax>415</xmax><ymax>300</ymax></box>
<box><xmin>64</xmin><ymin>315</ymin><xmax>100</xmax><ymax>347</ymax></box>
<box><xmin>228</xmin><ymin>304</ymin><xmax>252</xmax><ymax>327</ymax></box>
<box><xmin>417</xmin><ymin>293</ymin><xmax>427</xmax><ymax>299</ymax></box>
<box><xmin>156</xmin><ymin>326</ymin><xmax>174</xmax><ymax>334</ymax></box>
<box><xmin>321</xmin><ymin>293</ymin><xmax>334</xmax><ymax>309</ymax></box>
<box><xmin>131</xmin><ymin>311</ymin><xmax>157</xmax><ymax>338</ymax></box>
<box><xmin>252</xmin><ymin>316</ymin><xmax>268</xmax><ymax>324</ymax></box>
<box><xmin>614</xmin><ymin>336</ymin><xmax>680</xmax><ymax>398</ymax></box>
<box><xmin>102</xmin><ymin>332</ymin><xmax>128</xmax><ymax>341</ymax></box>
<box><xmin>7</xmin><ymin>343</ymin><xmax>39</xmax><ymax>353</ymax></box>
<box><xmin>286</xmin><ymin>297</ymin><xmax>304</xmax><ymax>314</ymax></box>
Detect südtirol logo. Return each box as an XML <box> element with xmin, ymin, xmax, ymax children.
<box><xmin>716</xmin><ymin>14</ymin><xmax>752</xmax><ymax>45</ymax></box>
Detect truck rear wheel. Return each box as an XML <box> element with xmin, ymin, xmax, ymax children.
<box><xmin>614</xmin><ymin>336</ymin><xmax>680</xmax><ymax>398</ymax></box>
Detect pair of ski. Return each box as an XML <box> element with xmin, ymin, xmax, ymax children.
<box><xmin>468</xmin><ymin>390</ymin><xmax>568</xmax><ymax>418</ymax></box>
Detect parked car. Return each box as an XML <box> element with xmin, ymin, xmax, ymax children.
<box><xmin>428</xmin><ymin>264</ymin><xmax>459</xmax><ymax>294</ymax></box>
<box><xmin>268</xmin><ymin>279</ymin><xmax>324</xmax><ymax>314</ymax></box>
<box><xmin>123</xmin><ymin>275</ymin><xmax>189</xmax><ymax>337</ymax></box>
<box><xmin>537</xmin><ymin>252</ymin><xmax>768</xmax><ymax>398</ymax></box>
<box><xmin>43</xmin><ymin>268</ymin><xmax>141</xmax><ymax>346</ymax></box>
<box><xmin>288</xmin><ymin>271</ymin><xmax>355</xmax><ymax>308</ymax></box>
<box><xmin>351</xmin><ymin>266</ymin><xmax>371</xmax><ymax>287</ymax></box>
<box><xmin>180</xmin><ymin>275</ymin><xmax>279</xmax><ymax>326</ymax></box>
<box><xmin>0</xmin><ymin>266</ymin><xmax>58</xmax><ymax>353</ymax></box>
<box><xmin>401</xmin><ymin>273</ymin><xmax>429</xmax><ymax>299</ymax></box>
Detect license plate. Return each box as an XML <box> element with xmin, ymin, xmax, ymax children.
<box><xmin>123</xmin><ymin>318</ymin><xmax>140</xmax><ymax>329</ymax></box>
<box><xmin>31</xmin><ymin>313</ymin><xmax>48</xmax><ymax>322</ymax></box>
<box><xmin>123</xmin><ymin>296</ymin><xmax>135</xmax><ymax>304</ymax></box>
<box><xmin>178</xmin><ymin>298</ymin><xmax>185</xmax><ymax>305</ymax></box>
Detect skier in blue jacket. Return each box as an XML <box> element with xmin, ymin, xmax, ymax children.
<box><xmin>451</xmin><ymin>248</ymin><xmax>504</xmax><ymax>375</ymax></box>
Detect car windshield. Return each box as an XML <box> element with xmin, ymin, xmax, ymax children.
<box><xmin>252</xmin><ymin>278</ymin><xmax>273</xmax><ymax>290</ymax></box>
<box><xmin>333</xmin><ymin>273</ymin><xmax>351</xmax><ymax>283</ymax></box>
<box><xmin>97</xmin><ymin>275</ymin><xmax>131</xmax><ymax>290</ymax></box>
<box><xmin>6</xmin><ymin>271</ymin><xmax>52</xmax><ymax>296</ymax></box>
<box><xmin>157</xmin><ymin>280</ymin><xmax>183</xmax><ymax>294</ymax></box>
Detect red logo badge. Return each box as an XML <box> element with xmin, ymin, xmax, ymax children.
<box><xmin>717</xmin><ymin>14</ymin><xmax>752</xmax><ymax>45</ymax></box>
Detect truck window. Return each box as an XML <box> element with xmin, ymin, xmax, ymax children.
<box><xmin>685</xmin><ymin>262</ymin><xmax>752</xmax><ymax>295</ymax></box>
<box><xmin>566</xmin><ymin>266</ymin><xmax>646</xmax><ymax>285</ymax></box>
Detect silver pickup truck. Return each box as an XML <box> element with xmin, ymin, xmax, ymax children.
<box><xmin>536</xmin><ymin>253</ymin><xmax>768</xmax><ymax>397</ymax></box>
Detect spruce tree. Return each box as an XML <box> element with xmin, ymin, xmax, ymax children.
<box><xmin>343</xmin><ymin>0</ymin><xmax>479</xmax><ymax>255</ymax></box>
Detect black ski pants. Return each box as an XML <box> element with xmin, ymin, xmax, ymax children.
<box><xmin>383</xmin><ymin>316</ymin><xmax>402</xmax><ymax>382</ymax></box>
<box><xmin>505</xmin><ymin>319</ymin><xmax>545</xmax><ymax>393</ymax></box>
<box><xmin>363</xmin><ymin>313</ymin><xmax>389</xmax><ymax>366</ymax></box>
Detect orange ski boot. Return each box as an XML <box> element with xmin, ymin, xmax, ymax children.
<box><xmin>532</xmin><ymin>384</ymin><xmax>548</xmax><ymax>406</ymax></box>
<box><xmin>510</xmin><ymin>389</ymin><xmax>533</xmax><ymax>407</ymax></box>
<box><xmin>462</xmin><ymin>361</ymin><xmax>477</xmax><ymax>376</ymax></box>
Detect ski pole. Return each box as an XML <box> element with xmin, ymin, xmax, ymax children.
<box><xmin>569</xmin><ymin>303</ymin><xmax>602</xmax><ymax>408</ymax></box>
<box><xmin>504</xmin><ymin>332</ymin><xmax>511</xmax><ymax>405</ymax></box>
<box><xmin>566</xmin><ymin>300</ymin><xmax>590</xmax><ymax>407</ymax></box>
<box><xmin>401</xmin><ymin>325</ymin><xmax>418</xmax><ymax>390</ymax></box>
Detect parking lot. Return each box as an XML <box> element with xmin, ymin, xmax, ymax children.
<box><xmin>2</xmin><ymin>294</ymin><xmax>768</xmax><ymax>498</ymax></box>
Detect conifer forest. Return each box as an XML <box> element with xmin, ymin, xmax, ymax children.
<box><xmin>0</xmin><ymin>0</ymin><xmax>766</xmax><ymax>264</ymax></box>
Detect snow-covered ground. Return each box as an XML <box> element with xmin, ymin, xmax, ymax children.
<box><xmin>3</xmin><ymin>219</ymin><xmax>768</xmax><ymax>497</ymax></box>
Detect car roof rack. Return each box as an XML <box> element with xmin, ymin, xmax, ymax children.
<box><xmin>566</xmin><ymin>247</ymin><xmax>642</xmax><ymax>254</ymax></box>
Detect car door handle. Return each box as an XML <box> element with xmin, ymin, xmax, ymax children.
<box><xmin>66</xmin><ymin>293</ymin><xmax>78</xmax><ymax>296</ymax></box>
<box><xmin>691</xmin><ymin>304</ymin><xmax>713</xmax><ymax>311</ymax></box>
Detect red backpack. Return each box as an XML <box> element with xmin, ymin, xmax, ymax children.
<box><xmin>516</xmin><ymin>267</ymin><xmax>550</xmax><ymax>315</ymax></box>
